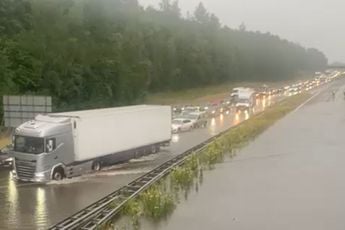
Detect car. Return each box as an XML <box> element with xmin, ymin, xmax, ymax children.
<box><xmin>184</xmin><ymin>112</ymin><xmax>208</xmax><ymax>128</ymax></box>
<box><xmin>287</xmin><ymin>87</ymin><xmax>300</xmax><ymax>96</ymax></box>
<box><xmin>204</xmin><ymin>103</ymin><xmax>219</xmax><ymax>117</ymax></box>
<box><xmin>205</xmin><ymin>99</ymin><xmax>231</xmax><ymax>117</ymax></box>
<box><xmin>171</xmin><ymin>118</ymin><xmax>194</xmax><ymax>133</ymax></box>
<box><xmin>0</xmin><ymin>146</ymin><xmax>13</xmax><ymax>168</ymax></box>
<box><xmin>256</xmin><ymin>85</ymin><xmax>270</xmax><ymax>98</ymax></box>
<box><xmin>180</xmin><ymin>106</ymin><xmax>205</xmax><ymax>116</ymax></box>
<box><xmin>172</xmin><ymin>106</ymin><xmax>184</xmax><ymax>118</ymax></box>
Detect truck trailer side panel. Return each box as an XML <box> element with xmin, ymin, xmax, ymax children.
<box><xmin>72</xmin><ymin>106</ymin><xmax>171</xmax><ymax>162</ymax></box>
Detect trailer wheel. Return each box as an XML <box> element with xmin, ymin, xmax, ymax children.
<box><xmin>155</xmin><ymin>146</ymin><xmax>160</xmax><ymax>153</ymax></box>
<box><xmin>92</xmin><ymin>161</ymin><xmax>102</xmax><ymax>171</ymax></box>
<box><xmin>52</xmin><ymin>168</ymin><xmax>65</xmax><ymax>181</ymax></box>
<box><xmin>151</xmin><ymin>145</ymin><xmax>158</xmax><ymax>154</ymax></box>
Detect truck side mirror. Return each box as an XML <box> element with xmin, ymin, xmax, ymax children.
<box><xmin>47</xmin><ymin>140</ymin><xmax>54</xmax><ymax>152</ymax></box>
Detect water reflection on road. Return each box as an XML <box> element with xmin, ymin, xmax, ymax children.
<box><xmin>0</xmin><ymin>95</ymin><xmax>280</xmax><ymax>229</ymax></box>
<box><xmin>140</xmin><ymin>80</ymin><xmax>345</xmax><ymax>230</ymax></box>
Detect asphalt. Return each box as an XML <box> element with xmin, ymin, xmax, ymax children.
<box><xmin>0</xmin><ymin>92</ymin><xmax>275</xmax><ymax>229</ymax></box>
<box><xmin>142</xmin><ymin>78</ymin><xmax>345</xmax><ymax>230</ymax></box>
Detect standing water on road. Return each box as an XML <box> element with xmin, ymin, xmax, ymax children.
<box><xmin>124</xmin><ymin>81</ymin><xmax>345</xmax><ymax>230</ymax></box>
<box><xmin>0</xmin><ymin>102</ymin><xmax>261</xmax><ymax>229</ymax></box>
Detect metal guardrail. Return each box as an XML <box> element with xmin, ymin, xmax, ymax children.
<box><xmin>49</xmin><ymin>94</ymin><xmax>291</xmax><ymax>230</ymax></box>
<box><xmin>49</xmin><ymin>119</ymin><xmax>239</xmax><ymax>230</ymax></box>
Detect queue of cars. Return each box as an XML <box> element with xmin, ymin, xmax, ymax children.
<box><xmin>171</xmin><ymin>70</ymin><xmax>343</xmax><ymax>133</ymax></box>
<box><xmin>172</xmin><ymin>88</ymin><xmax>256</xmax><ymax>133</ymax></box>
<box><xmin>284</xmin><ymin>72</ymin><xmax>340</xmax><ymax>97</ymax></box>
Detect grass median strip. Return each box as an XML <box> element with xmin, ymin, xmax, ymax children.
<box><xmin>145</xmin><ymin>80</ymin><xmax>300</xmax><ymax>105</ymax></box>
<box><xmin>104</xmin><ymin>93</ymin><xmax>311</xmax><ymax>230</ymax></box>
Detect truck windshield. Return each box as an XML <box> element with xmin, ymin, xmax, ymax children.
<box><xmin>14</xmin><ymin>136</ymin><xmax>44</xmax><ymax>154</ymax></box>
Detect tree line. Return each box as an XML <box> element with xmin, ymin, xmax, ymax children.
<box><xmin>0</xmin><ymin>0</ymin><xmax>328</xmax><ymax>111</ymax></box>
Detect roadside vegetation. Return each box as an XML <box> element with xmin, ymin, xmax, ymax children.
<box><xmin>145</xmin><ymin>78</ymin><xmax>308</xmax><ymax>105</ymax></box>
<box><xmin>0</xmin><ymin>0</ymin><xmax>327</xmax><ymax>117</ymax></box>
<box><xmin>0</xmin><ymin>128</ymin><xmax>12</xmax><ymax>149</ymax></box>
<box><xmin>103</xmin><ymin>93</ymin><xmax>311</xmax><ymax>230</ymax></box>
<box><xmin>0</xmin><ymin>137</ymin><xmax>10</xmax><ymax>149</ymax></box>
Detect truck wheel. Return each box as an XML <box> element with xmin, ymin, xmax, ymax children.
<box><xmin>52</xmin><ymin>168</ymin><xmax>65</xmax><ymax>181</ymax></box>
<box><xmin>152</xmin><ymin>145</ymin><xmax>160</xmax><ymax>154</ymax></box>
<box><xmin>92</xmin><ymin>161</ymin><xmax>102</xmax><ymax>171</ymax></box>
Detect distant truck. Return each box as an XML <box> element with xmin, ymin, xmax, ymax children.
<box><xmin>230</xmin><ymin>87</ymin><xmax>243</xmax><ymax>103</ymax></box>
<box><xmin>234</xmin><ymin>88</ymin><xmax>255</xmax><ymax>111</ymax></box>
<box><xmin>10</xmin><ymin>105</ymin><xmax>171</xmax><ymax>182</ymax></box>
<box><xmin>231</xmin><ymin>87</ymin><xmax>255</xmax><ymax>104</ymax></box>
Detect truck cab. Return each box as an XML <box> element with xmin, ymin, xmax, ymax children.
<box><xmin>235</xmin><ymin>90</ymin><xmax>255</xmax><ymax>112</ymax></box>
<box><xmin>10</xmin><ymin>115</ymin><xmax>74</xmax><ymax>182</ymax></box>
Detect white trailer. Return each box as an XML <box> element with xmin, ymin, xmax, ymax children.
<box><xmin>11</xmin><ymin>105</ymin><xmax>171</xmax><ymax>182</ymax></box>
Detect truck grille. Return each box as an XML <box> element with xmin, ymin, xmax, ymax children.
<box><xmin>15</xmin><ymin>159</ymin><xmax>36</xmax><ymax>180</ymax></box>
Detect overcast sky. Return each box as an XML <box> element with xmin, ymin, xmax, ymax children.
<box><xmin>139</xmin><ymin>0</ymin><xmax>345</xmax><ymax>63</ymax></box>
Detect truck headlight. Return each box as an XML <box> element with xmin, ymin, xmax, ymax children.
<box><xmin>35</xmin><ymin>172</ymin><xmax>45</xmax><ymax>178</ymax></box>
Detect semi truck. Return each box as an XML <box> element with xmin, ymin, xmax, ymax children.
<box><xmin>231</xmin><ymin>88</ymin><xmax>254</xmax><ymax>104</ymax></box>
<box><xmin>10</xmin><ymin>105</ymin><xmax>171</xmax><ymax>182</ymax></box>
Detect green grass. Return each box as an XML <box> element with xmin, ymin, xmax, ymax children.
<box><xmin>0</xmin><ymin>128</ymin><xmax>11</xmax><ymax>149</ymax></box>
<box><xmin>106</xmin><ymin>93</ymin><xmax>311</xmax><ymax>230</ymax></box>
<box><xmin>145</xmin><ymin>78</ymin><xmax>310</xmax><ymax>105</ymax></box>
<box><xmin>0</xmin><ymin>137</ymin><xmax>10</xmax><ymax>149</ymax></box>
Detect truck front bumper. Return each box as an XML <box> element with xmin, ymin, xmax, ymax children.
<box><xmin>12</xmin><ymin>169</ymin><xmax>51</xmax><ymax>183</ymax></box>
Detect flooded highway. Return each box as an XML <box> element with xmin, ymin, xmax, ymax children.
<box><xmin>142</xmin><ymin>79</ymin><xmax>345</xmax><ymax>230</ymax></box>
<box><xmin>0</xmin><ymin>94</ymin><xmax>276</xmax><ymax>229</ymax></box>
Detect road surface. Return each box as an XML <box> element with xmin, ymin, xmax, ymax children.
<box><xmin>142</xmin><ymin>78</ymin><xmax>345</xmax><ymax>230</ymax></box>
<box><xmin>0</xmin><ymin>94</ymin><xmax>276</xmax><ymax>229</ymax></box>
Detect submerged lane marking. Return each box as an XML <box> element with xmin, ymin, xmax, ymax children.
<box><xmin>291</xmin><ymin>90</ymin><xmax>323</xmax><ymax>114</ymax></box>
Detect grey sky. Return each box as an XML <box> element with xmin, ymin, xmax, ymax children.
<box><xmin>139</xmin><ymin>0</ymin><xmax>345</xmax><ymax>63</ymax></box>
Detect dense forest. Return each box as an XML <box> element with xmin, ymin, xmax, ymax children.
<box><xmin>0</xmin><ymin>0</ymin><xmax>327</xmax><ymax>110</ymax></box>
